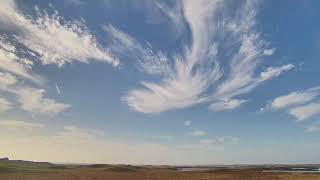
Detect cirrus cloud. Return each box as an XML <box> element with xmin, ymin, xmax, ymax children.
<box><xmin>0</xmin><ymin>0</ymin><xmax>119</xmax><ymax>67</ymax></box>
<box><xmin>267</xmin><ymin>86</ymin><xmax>320</xmax><ymax>122</ymax></box>
<box><xmin>0</xmin><ymin>97</ymin><xmax>12</xmax><ymax>112</ymax></box>
<box><xmin>0</xmin><ymin>119</ymin><xmax>44</xmax><ymax>130</ymax></box>
<box><xmin>113</xmin><ymin>0</ymin><xmax>294</xmax><ymax>113</ymax></box>
<box><xmin>17</xmin><ymin>88</ymin><xmax>71</xmax><ymax>115</ymax></box>
<box><xmin>270</xmin><ymin>86</ymin><xmax>320</xmax><ymax>110</ymax></box>
<box><xmin>210</xmin><ymin>99</ymin><xmax>247</xmax><ymax>112</ymax></box>
<box><xmin>288</xmin><ymin>102</ymin><xmax>320</xmax><ymax>121</ymax></box>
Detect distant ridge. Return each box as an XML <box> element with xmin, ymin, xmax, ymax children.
<box><xmin>0</xmin><ymin>157</ymin><xmax>54</xmax><ymax>169</ymax></box>
<box><xmin>0</xmin><ymin>157</ymin><xmax>9</xmax><ymax>161</ymax></box>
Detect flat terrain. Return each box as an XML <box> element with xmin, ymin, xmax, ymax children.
<box><xmin>1</xmin><ymin>160</ymin><xmax>320</xmax><ymax>180</ymax></box>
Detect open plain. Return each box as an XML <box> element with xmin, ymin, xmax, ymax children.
<box><xmin>1</xmin><ymin>160</ymin><xmax>320</xmax><ymax>180</ymax></box>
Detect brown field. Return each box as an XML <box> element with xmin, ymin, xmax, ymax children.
<box><xmin>1</xmin><ymin>168</ymin><xmax>320</xmax><ymax>180</ymax></box>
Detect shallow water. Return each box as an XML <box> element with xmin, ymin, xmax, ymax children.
<box><xmin>178</xmin><ymin>168</ymin><xmax>212</xmax><ymax>172</ymax></box>
<box><xmin>179</xmin><ymin>167</ymin><xmax>320</xmax><ymax>173</ymax></box>
<box><xmin>263</xmin><ymin>170</ymin><xmax>320</xmax><ymax>173</ymax></box>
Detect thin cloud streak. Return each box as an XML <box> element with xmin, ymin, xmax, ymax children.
<box><xmin>189</xmin><ymin>129</ymin><xmax>206</xmax><ymax>137</ymax></box>
<box><xmin>17</xmin><ymin>88</ymin><xmax>71</xmax><ymax>115</ymax></box>
<box><xmin>0</xmin><ymin>97</ymin><xmax>12</xmax><ymax>112</ymax></box>
<box><xmin>0</xmin><ymin>119</ymin><xmax>44</xmax><ymax>130</ymax></box>
<box><xmin>270</xmin><ymin>86</ymin><xmax>320</xmax><ymax>110</ymax></box>
<box><xmin>0</xmin><ymin>72</ymin><xmax>70</xmax><ymax>115</ymax></box>
<box><xmin>288</xmin><ymin>102</ymin><xmax>320</xmax><ymax>121</ymax></box>
<box><xmin>306</xmin><ymin>121</ymin><xmax>320</xmax><ymax>133</ymax></box>
<box><xmin>55</xmin><ymin>83</ymin><xmax>61</xmax><ymax>95</ymax></box>
<box><xmin>210</xmin><ymin>99</ymin><xmax>247</xmax><ymax>112</ymax></box>
<box><xmin>268</xmin><ymin>86</ymin><xmax>320</xmax><ymax>121</ymax></box>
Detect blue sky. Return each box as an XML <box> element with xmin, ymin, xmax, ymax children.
<box><xmin>0</xmin><ymin>0</ymin><xmax>320</xmax><ymax>165</ymax></box>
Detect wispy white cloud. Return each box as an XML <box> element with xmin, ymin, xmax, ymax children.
<box><xmin>263</xmin><ymin>48</ymin><xmax>275</xmax><ymax>56</ymax></box>
<box><xmin>0</xmin><ymin>71</ymin><xmax>70</xmax><ymax>115</ymax></box>
<box><xmin>260</xmin><ymin>64</ymin><xmax>294</xmax><ymax>81</ymax></box>
<box><xmin>151</xmin><ymin>135</ymin><xmax>173</xmax><ymax>141</ymax></box>
<box><xmin>288</xmin><ymin>102</ymin><xmax>320</xmax><ymax>121</ymax></box>
<box><xmin>200</xmin><ymin>136</ymin><xmax>239</xmax><ymax>146</ymax></box>
<box><xmin>55</xmin><ymin>83</ymin><xmax>61</xmax><ymax>95</ymax></box>
<box><xmin>210</xmin><ymin>99</ymin><xmax>247</xmax><ymax>112</ymax></box>
<box><xmin>0</xmin><ymin>1</ymin><xmax>86</xmax><ymax>115</ymax></box>
<box><xmin>267</xmin><ymin>86</ymin><xmax>320</xmax><ymax>121</ymax></box>
<box><xmin>52</xmin><ymin>125</ymin><xmax>105</xmax><ymax>145</ymax></box>
<box><xmin>0</xmin><ymin>72</ymin><xmax>17</xmax><ymax>90</ymax></box>
<box><xmin>116</xmin><ymin>0</ymin><xmax>293</xmax><ymax>113</ymax></box>
<box><xmin>0</xmin><ymin>97</ymin><xmax>12</xmax><ymax>112</ymax></box>
<box><xmin>0</xmin><ymin>119</ymin><xmax>44</xmax><ymax>130</ymax></box>
<box><xmin>214</xmin><ymin>61</ymin><xmax>294</xmax><ymax>101</ymax></box>
<box><xmin>0</xmin><ymin>0</ymin><xmax>119</xmax><ymax>67</ymax></box>
<box><xmin>105</xmin><ymin>25</ymin><xmax>170</xmax><ymax>76</ymax></box>
<box><xmin>189</xmin><ymin>129</ymin><xmax>206</xmax><ymax>137</ymax></box>
<box><xmin>270</xmin><ymin>86</ymin><xmax>320</xmax><ymax>110</ymax></box>
<box><xmin>210</xmin><ymin>3</ymin><xmax>293</xmax><ymax>103</ymax></box>
<box><xmin>183</xmin><ymin>136</ymin><xmax>239</xmax><ymax>150</ymax></box>
<box><xmin>17</xmin><ymin>88</ymin><xmax>71</xmax><ymax>115</ymax></box>
<box><xmin>65</xmin><ymin>0</ymin><xmax>85</xmax><ymax>6</ymax></box>
<box><xmin>306</xmin><ymin>121</ymin><xmax>320</xmax><ymax>133</ymax></box>
<box><xmin>184</xmin><ymin>120</ymin><xmax>192</xmax><ymax>127</ymax></box>
<box><xmin>0</xmin><ymin>69</ymin><xmax>69</xmax><ymax>115</ymax></box>
<box><xmin>154</xmin><ymin>1</ymin><xmax>185</xmax><ymax>36</ymax></box>
<box><xmin>122</xmin><ymin>0</ymin><xmax>223</xmax><ymax>113</ymax></box>
<box><xmin>0</xmin><ymin>37</ymin><xmax>43</xmax><ymax>84</ymax></box>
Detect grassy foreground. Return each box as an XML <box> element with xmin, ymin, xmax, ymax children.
<box><xmin>0</xmin><ymin>159</ymin><xmax>320</xmax><ymax>180</ymax></box>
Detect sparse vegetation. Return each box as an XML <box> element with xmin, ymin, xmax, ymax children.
<box><xmin>0</xmin><ymin>159</ymin><xmax>320</xmax><ymax>180</ymax></box>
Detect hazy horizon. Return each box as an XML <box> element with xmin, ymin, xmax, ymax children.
<box><xmin>0</xmin><ymin>0</ymin><xmax>320</xmax><ymax>165</ymax></box>
<box><xmin>3</xmin><ymin>157</ymin><xmax>320</xmax><ymax>166</ymax></box>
